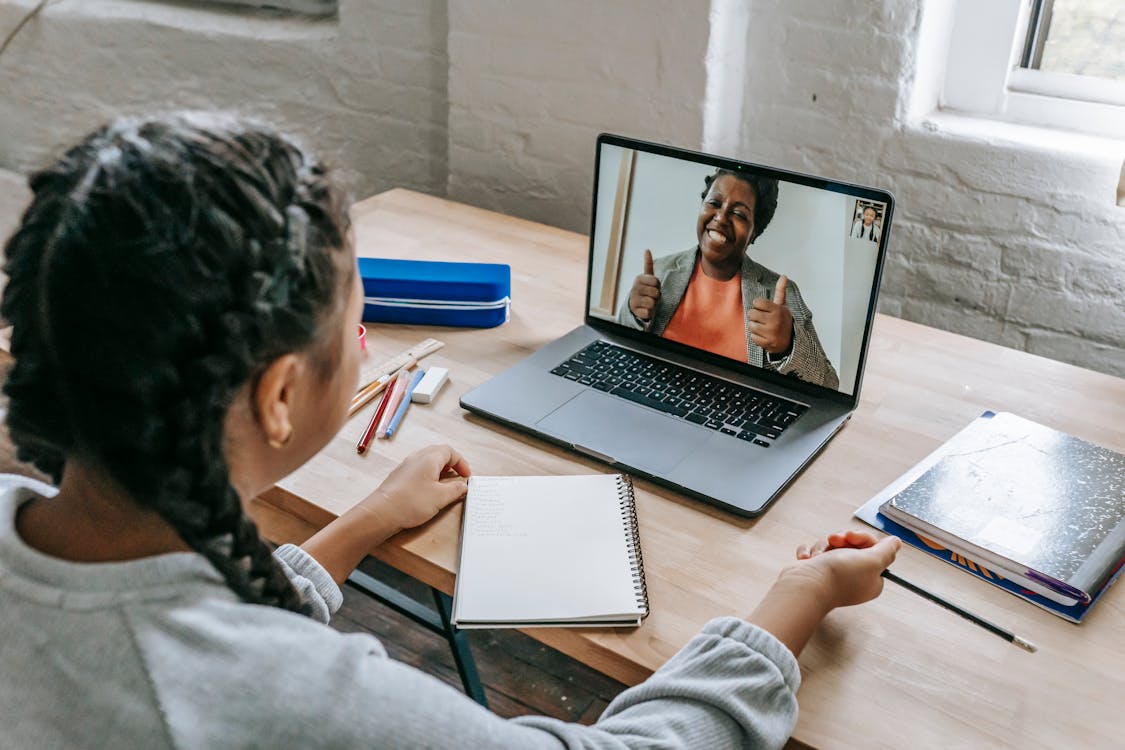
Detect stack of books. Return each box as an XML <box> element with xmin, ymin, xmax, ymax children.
<box><xmin>855</xmin><ymin>411</ymin><xmax>1125</xmax><ymax>622</ymax></box>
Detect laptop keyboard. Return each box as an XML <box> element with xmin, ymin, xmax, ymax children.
<box><xmin>549</xmin><ymin>341</ymin><xmax>807</xmax><ymax>447</ymax></box>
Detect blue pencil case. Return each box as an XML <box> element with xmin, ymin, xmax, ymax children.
<box><xmin>357</xmin><ymin>257</ymin><xmax>511</xmax><ymax>328</ymax></box>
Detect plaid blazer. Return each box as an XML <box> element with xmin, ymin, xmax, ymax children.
<box><xmin>616</xmin><ymin>247</ymin><xmax>839</xmax><ymax>390</ymax></box>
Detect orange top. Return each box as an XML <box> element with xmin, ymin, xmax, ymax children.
<box><xmin>662</xmin><ymin>259</ymin><xmax>747</xmax><ymax>361</ymax></box>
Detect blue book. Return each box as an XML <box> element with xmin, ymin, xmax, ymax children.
<box><xmin>855</xmin><ymin>411</ymin><xmax>1125</xmax><ymax>623</ymax></box>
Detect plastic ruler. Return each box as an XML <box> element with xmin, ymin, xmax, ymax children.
<box><xmin>356</xmin><ymin>337</ymin><xmax>444</xmax><ymax>390</ymax></box>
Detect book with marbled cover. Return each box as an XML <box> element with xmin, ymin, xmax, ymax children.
<box><xmin>856</xmin><ymin>411</ymin><xmax>1125</xmax><ymax>622</ymax></box>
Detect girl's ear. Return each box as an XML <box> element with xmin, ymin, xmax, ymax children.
<box><xmin>253</xmin><ymin>354</ymin><xmax>303</xmax><ymax>449</ymax></box>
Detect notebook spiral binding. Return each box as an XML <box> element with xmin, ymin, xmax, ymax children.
<box><xmin>615</xmin><ymin>475</ymin><xmax>649</xmax><ymax>615</ymax></box>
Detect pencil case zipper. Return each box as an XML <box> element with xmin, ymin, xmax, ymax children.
<box><xmin>363</xmin><ymin>295</ymin><xmax>511</xmax><ymax>312</ymax></box>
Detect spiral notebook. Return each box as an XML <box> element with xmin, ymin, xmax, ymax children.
<box><xmin>451</xmin><ymin>474</ymin><xmax>649</xmax><ymax>628</ymax></box>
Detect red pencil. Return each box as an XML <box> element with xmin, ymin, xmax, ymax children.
<box><xmin>356</xmin><ymin>375</ymin><xmax>397</xmax><ymax>454</ymax></box>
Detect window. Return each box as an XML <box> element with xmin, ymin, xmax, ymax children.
<box><xmin>1021</xmin><ymin>0</ymin><xmax>1125</xmax><ymax>82</ymax></box>
<box><xmin>942</xmin><ymin>0</ymin><xmax>1125</xmax><ymax>138</ymax></box>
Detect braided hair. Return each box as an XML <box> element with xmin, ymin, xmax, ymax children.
<box><xmin>1</xmin><ymin>113</ymin><xmax>350</xmax><ymax>613</ymax></box>
<box><xmin>701</xmin><ymin>168</ymin><xmax>779</xmax><ymax>243</ymax></box>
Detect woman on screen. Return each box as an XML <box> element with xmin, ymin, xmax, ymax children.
<box><xmin>617</xmin><ymin>169</ymin><xmax>839</xmax><ymax>390</ymax></box>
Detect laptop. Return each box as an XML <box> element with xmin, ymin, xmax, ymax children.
<box><xmin>460</xmin><ymin>134</ymin><xmax>892</xmax><ymax>516</ymax></box>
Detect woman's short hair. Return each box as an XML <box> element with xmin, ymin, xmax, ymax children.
<box><xmin>701</xmin><ymin>169</ymin><xmax>780</xmax><ymax>242</ymax></box>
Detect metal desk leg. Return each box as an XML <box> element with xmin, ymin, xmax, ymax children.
<box><xmin>346</xmin><ymin>567</ymin><xmax>488</xmax><ymax>707</ymax></box>
<box><xmin>431</xmin><ymin>587</ymin><xmax>488</xmax><ymax>707</ymax></box>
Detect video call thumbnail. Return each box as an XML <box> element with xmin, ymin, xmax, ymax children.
<box><xmin>587</xmin><ymin>145</ymin><xmax>885</xmax><ymax>397</ymax></box>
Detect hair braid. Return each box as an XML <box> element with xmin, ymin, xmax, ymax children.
<box><xmin>1</xmin><ymin>173</ymin><xmax>86</xmax><ymax>482</ymax></box>
<box><xmin>159</xmin><ymin>358</ymin><xmax>306</xmax><ymax>612</ymax></box>
<box><xmin>2</xmin><ymin>113</ymin><xmax>350</xmax><ymax>614</ymax></box>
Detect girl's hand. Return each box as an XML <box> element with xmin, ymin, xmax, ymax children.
<box><xmin>747</xmin><ymin>530</ymin><xmax>900</xmax><ymax>656</ymax></box>
<box><xmin>360</xmin><ymin>445</ymin><xmax>471</xmax><ymax>535</ymax></box>
<box><xmin>785</xmin><ymin>529</ymin><xmax>902</xmax><ymax>610</ymax></box>
<box><xmin>300</xmin><ymin>445</ymin><xmax>471</xmax><ymax>584</ymax></box>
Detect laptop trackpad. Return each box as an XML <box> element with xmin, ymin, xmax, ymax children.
<box><xmin>535</xmin><ymin>390</ymin><xmax>697</xmax><ymax>475</ymax></box>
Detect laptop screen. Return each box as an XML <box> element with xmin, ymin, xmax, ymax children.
<box><xmin>585</xmin><ymin>136</ymin><xmax>891</xmax><ymax>398</ymax></box>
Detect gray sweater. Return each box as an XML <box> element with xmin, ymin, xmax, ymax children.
<box><xmin>0</xmin><ymin>473</ymin><xmax>801</xmax><ymax>749</ymax></box>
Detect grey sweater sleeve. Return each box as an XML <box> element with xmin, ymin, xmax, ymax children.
<box><xmin>272</xmin><ymin>544</ymin><xmax>343</xmax><ymax>623</ymax></box>
<box><xmin>262</xmin><ymin>546</ymin><xmax>800</xmax><ymax>748</ymax></box>
<box><xmin>129</xmin><ymin>556</ymin><xmax>800</xmax><ymax>750</ymax></box>
<box><xmin>514</xmin><ymin>617</ymin><xmax>800</xmax><ymax>749</ymax></box>
<box><xmin>266</xmin><ymin>615</ymin><xmax>802</xmax><ymax>749</ymax></box>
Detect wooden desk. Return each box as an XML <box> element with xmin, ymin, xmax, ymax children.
<box><xmin>251</xmin><ymin>189</ymin><xmax>1125</xmax><ymax>750</ymax></box>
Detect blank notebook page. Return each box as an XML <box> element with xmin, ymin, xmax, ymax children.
<box><xmin>453</xmin><ymin>474</ymin><xmax>642</xmax><ymax>624</ymax></box>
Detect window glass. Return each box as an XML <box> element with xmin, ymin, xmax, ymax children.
<box><xmin>1033</xmin><ymin>0</ymin><xmax>1125</xmax><ymax>82</ymax></box>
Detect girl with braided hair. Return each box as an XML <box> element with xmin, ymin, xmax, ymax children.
<box><xmin>0</xmin><ymin>113</ymin><xmax>899</xmax><ymax>749</ymax></box>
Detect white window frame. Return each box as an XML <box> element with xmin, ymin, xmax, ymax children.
<box><xmin>941</xmin><ymin>0</ymin><xmax>1125</xmax><ymax>139</ymax></box>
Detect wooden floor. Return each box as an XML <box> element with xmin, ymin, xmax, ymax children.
<box><xmin>335</xmin><ymin>557</ymin><xmax>627</xmax><ymax>723</ymax></box>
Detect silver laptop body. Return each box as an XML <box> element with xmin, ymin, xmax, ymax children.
<box><xmin>461</xmin><ymin>134</ymin><xmax>892</xmax><ymax>516</ymax></box>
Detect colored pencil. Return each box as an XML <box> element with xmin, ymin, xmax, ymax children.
<box><xmin>383</xmin><ymin>369</ymin><xmax>426</xmax><ymax>438</ymax></box>
<box><xmin>356</xmin><ymin>377</ymin><xmax>397</xmax><ymax>455</ymax></box>
<box><xmin>375</xmin><ymin>370</ymin><xmax>411</xmax><ymax>439</ymax></box>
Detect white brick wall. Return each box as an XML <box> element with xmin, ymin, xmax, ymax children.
<box><xmin>727</xmin><ymin>0</ymin><xmax>1125</xmax><ymax>378</ymax></box>
<box><xmin>1</xmin><ymin>0</ymin><xmax>1122</xmax><ymax>376</ymax></box>
<box><xmin>0</xmin><ymin>0</ymin><xmax>449</xmax><ymax>201</ymax></box>
<box><xmin>0</xmin><ymin>169</ymin><xmax>31</xmax><ymax>252</ymax></box>
<box><xmin>446</xmin><ymin>0</ymin><xmax>710</xmax><ymax>232</ymax></box>
<box><xmin>441</xmin><ymin>0</ymin><xmax>1125</xmax><ymax>376</ymax></box>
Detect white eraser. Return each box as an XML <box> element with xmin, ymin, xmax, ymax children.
<box><xmin>411</xmin><ymin>367</ymin><xmax>449</xmax><ymax>403</ymax></box>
